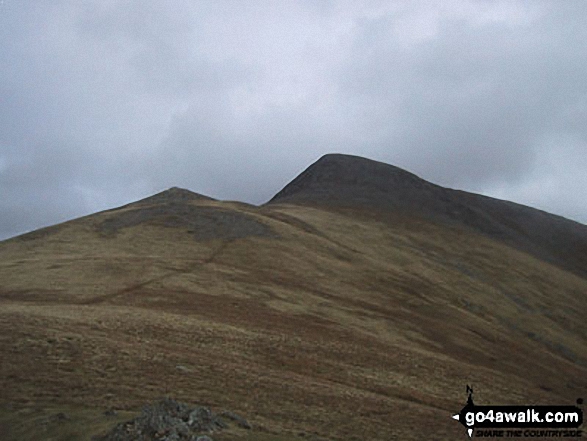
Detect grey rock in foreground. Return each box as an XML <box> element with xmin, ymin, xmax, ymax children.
<box><xmin>92</xmin><ymin>398</ymin><xmax>251</xmax><ymax>441</ymax></box>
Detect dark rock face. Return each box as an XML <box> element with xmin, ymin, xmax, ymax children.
<box><xmin>97</xmin><ymin>203</ymin><xmax>277</xmax><ymax>241</ymax></box>
<box><xmin>269</xmin><ymin>154</ymin><xmax>587</xmax><ymax>278</ymax></box>
<box><xmin>95</xmin><ymin>186</ymin><xmax>278</xmax><ymax>242</ymax></box>
<box><xmin>92</xmin><ymin>398</ymin><xmax>250</xmax><ymax>441</ymax></box>
<box><xmin>96</xmin><ymin>186</ymin><xmax>278</xmax><ymax>241</ymax></box>
<box><xmin>269</xmin><ymin>153</ymin><xmax>438</xmax><ymax>209</ymax></box>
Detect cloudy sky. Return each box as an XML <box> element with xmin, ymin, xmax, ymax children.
<box><xmin>1</xmin><ymin>1</ymin><xmax>586</xmax><ymax>240</ymax></box>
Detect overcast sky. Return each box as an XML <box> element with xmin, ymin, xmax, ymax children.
<box><xmin>1</xmin><ymin>1</ymin><xmax>586</xmax><ymax>240</ymax></box>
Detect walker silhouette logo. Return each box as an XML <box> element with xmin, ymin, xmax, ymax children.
<box><xmin>452</xmin><ymin>386</ymin><xmax>584</xmax><ymax>438</ymax></box>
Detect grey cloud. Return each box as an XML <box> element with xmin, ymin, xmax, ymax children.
<box><xmin>1</xmin><ymin>1</ymin><xmax>586</xmax><ymax>240</ymax></box>
<box><xmin>336</xmin><ymin>2</ymin><xmax>587</xmax><ymax>192</ymax></box>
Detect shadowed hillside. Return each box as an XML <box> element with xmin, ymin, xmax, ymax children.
<box><xmin>269</xmin><ymin>153</ymin><xmax>587</xmax><ymax>278</ymax></box>
<box><xmin>0</xmin><ymin>154</ymin><xmax>586</xmax><ymax>440</ymax></box>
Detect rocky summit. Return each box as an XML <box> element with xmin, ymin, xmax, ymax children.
<box><xmin>269</xmin><ymin>153</ymin><xmax>587</xmax><ymax>277</ymax></box>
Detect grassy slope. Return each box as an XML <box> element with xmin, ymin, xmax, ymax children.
<box><xmin>0</xmin><ymin>199</ymin><xmax>586</xmax><ymax>440</ymax></box>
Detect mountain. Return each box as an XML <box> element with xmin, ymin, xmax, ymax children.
<box><xmin>0</xmin><ymin>154</ymin><xmax>586</xmax><ymax>441</ymax></box>
<box><xmin>269</xmin><ymin>153</ymin><xmax>587</xmax><ymax>278</ymax></box>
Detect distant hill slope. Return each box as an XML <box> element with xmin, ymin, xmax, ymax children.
<box><xmin>269</xmin><ymin>153</ymin><xmax>587</xmax><ymax>277</ymax></box>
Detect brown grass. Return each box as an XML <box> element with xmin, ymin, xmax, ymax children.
<box><xmin>0</xmin><ymin>199</ymin><xmax>585</xmax><ymax>440</ymax></box>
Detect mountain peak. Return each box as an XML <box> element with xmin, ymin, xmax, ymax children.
<box><xmin>268</xmin><ymin>153</ymin><xmax>587</xmax><ymax>277</ymax></box>
<box><xmin>133</xmin><ymin>187</ymin><xmax>215</xmax><ymax>206</ymax></box>
<box><xmin>268</xmin><ymin>153</ymin><xmax>435</xmax><ymax>208</ymax></box>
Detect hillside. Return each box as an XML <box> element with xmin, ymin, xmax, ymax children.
<box><xmin>270</xmin><ymin>154</ymin><xmax>587</xmax><ymax>278</ymax></box>
<box><xmin>0</xmin><ymin>154</ymin><xmax>586</xmax><ymax>440</ymax></box>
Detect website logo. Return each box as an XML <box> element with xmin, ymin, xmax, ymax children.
<box><xmin>452</xmin><ymin>386</ymin><xmax>583</xmax><ymax>438</ymax></box>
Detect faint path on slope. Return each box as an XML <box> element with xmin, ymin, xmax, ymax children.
<box><xmin>79</xmin><ymin>240</ymin><xmax>234</xmax><ymax>305</ymax></box>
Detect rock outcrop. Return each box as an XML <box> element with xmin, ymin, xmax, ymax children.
<box><xmin>92</xmin><ymin>398</ymin><xmax>251</xmax><ymax>441</ymax></box>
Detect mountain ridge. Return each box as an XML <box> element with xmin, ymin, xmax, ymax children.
<box><xmin>268</xmin><ymin>153</ymin><xmax>587</xmax><ymax>278</ymax></box>
<box><xmin>0</xmin><ymin>154</ymin><xmax>586</xmax><ymax>441</ymax></box>
<box><xmin>5</xmin><ymin>153</ymin><xmax>586</xmax><ymax>278</ymax></box>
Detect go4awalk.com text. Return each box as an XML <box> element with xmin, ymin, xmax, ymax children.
<box><xmin>452</xmin><ymin>386</ymin><xmax>583</xmax><ymax>438</ymax></box>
